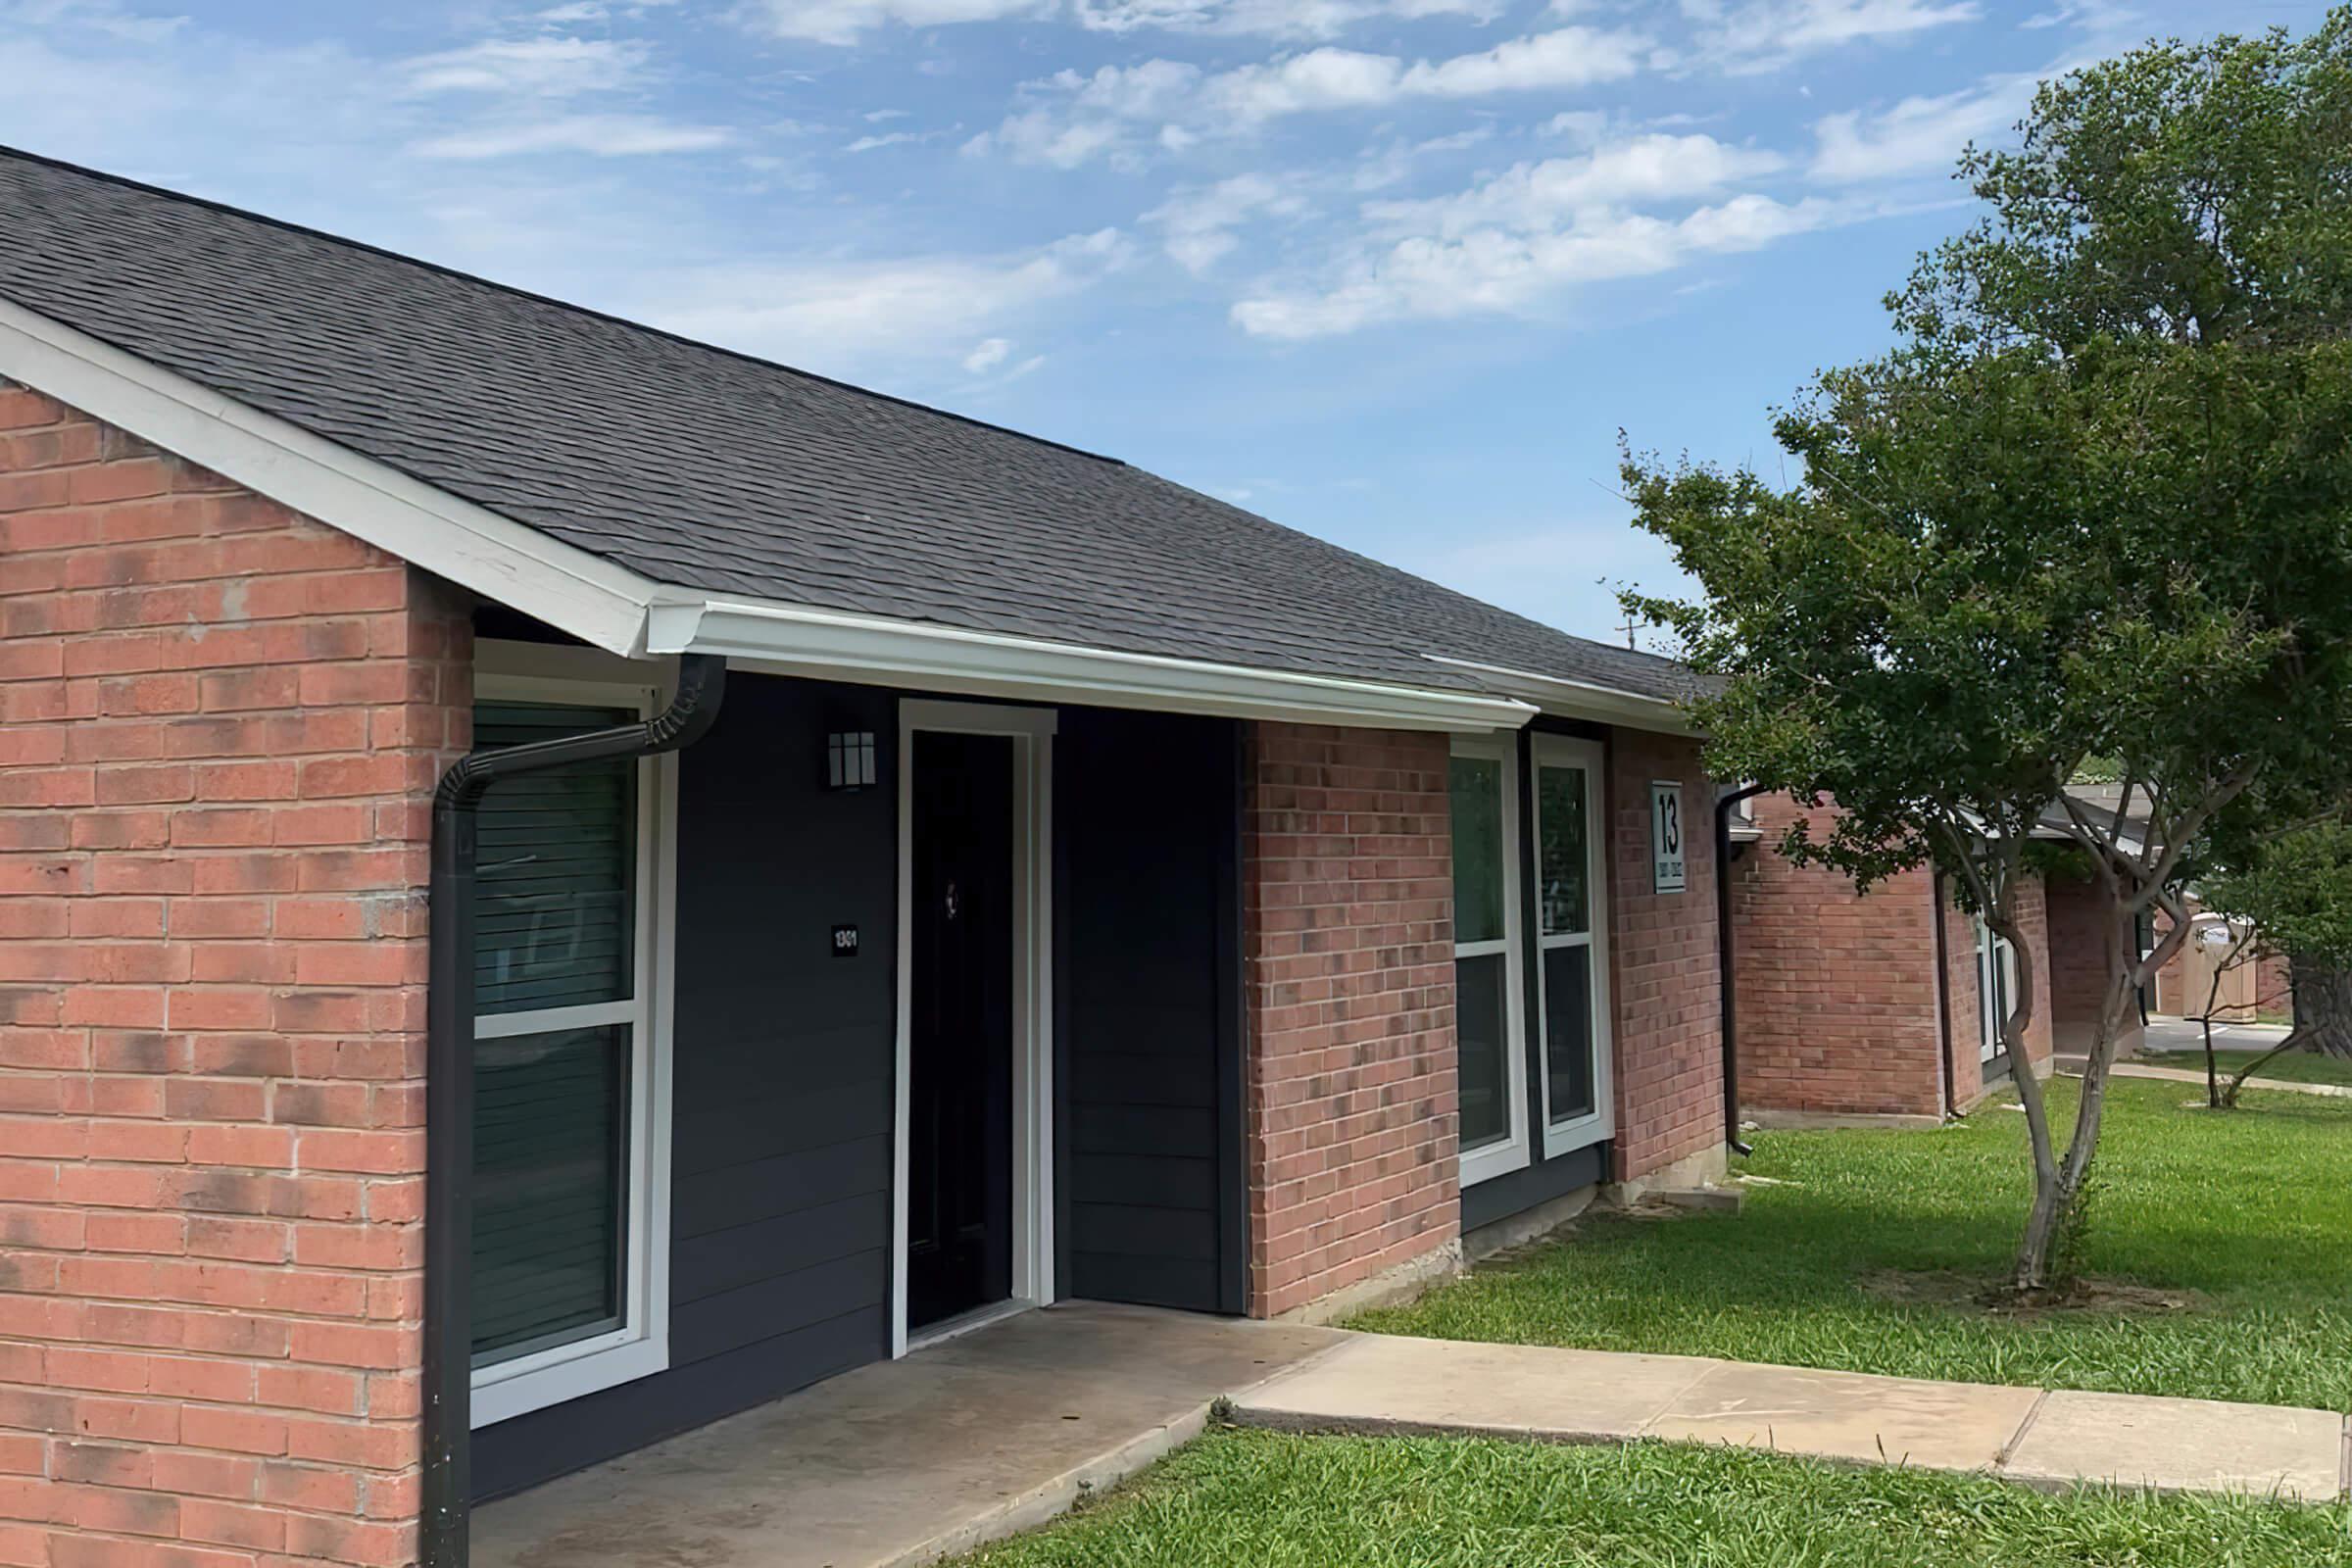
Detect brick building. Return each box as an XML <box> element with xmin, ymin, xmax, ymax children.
<box><xmin>1728</xmin><ymin>794</ymin><xmax>2136</xmax><ymax>1127</ymax></box>
<box><xmin>0</xmin><ymin>150</ymin><xmax>1735</xmax><ymax>1564</ymax></box>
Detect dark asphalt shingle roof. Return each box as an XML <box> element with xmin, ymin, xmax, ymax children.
<box><xmin>0</xmin><ymin>146</ymin><xmax>1699</xmax><ymax>708</ymax></box>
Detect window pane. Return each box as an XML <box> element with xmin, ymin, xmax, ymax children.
<box><xmin>473</xmin><ymin>702</ymin><xmax>637</xmax><ymax>1015</ymax></box>
<box><xmin>472</xmin><ymin>1024</ymin><xmax>629</xmax><ymax>1364</ymax></box>
<box><xmin>1544</xmin><ymin>946</ymin><xmax>1595</xmax><ymax>1125</ymax></box>
<box><xmin>1456</xmin><ymin>953</ymin><xmax>1510</xmax><ymax>1150</ymax></box>
<box><xmin>1537</xmin><ymin>763</ymin><xmax>1590</xmax><ymax>936</ymax></box>
<box><xmin>1449</xmin><ymin>756</ymin><xmax>1505</xmax><ymax>946</ymax></box>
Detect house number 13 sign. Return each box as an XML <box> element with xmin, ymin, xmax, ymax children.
<box><xmin>1650</xmin><ymin>780</ymin><xmax>1687</xmax><ymax>894</ymax></box>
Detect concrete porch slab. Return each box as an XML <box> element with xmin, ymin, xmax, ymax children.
<box><xmin>471</xmin><ymin>1301</ymin><xmax>1345</xmax><ymax>1568</ymax></box>
<box><xmin>1229</xmin><ymin>1334</ymin><xmax>1721</xmax><ymax>1444</ymax></box>
<box><xmin>1642</xmin><ymin>1361</ymin><xmax>2043</xmax><ymax>1473</ymax></box>
<box><xmin>2001</xmin><ymin>1389</ymin><xmax>2347</xmax><ymax>1500</ymax></box>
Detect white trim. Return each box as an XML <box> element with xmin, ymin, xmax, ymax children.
<box><xmin>466</xmin><ymin>662</ymin><xmax>676</xmax><ymax>1428</ymax></box>
<box><xmin>0</xmin><ymin>296</ymin><xmax>656</xmax><ymax>656</ymax></box>
<box><xmin>1424</xmin><ymin>654</ymin><xmax>1699</xmax><ymax>736</ymax></box>
<box><xmin>662</xmin><ymin>601</ymin><xmax>1536</xmax><ymax>735</ymax></box>
<box><xmin>1976</xmin><ymin>917</ymin><xmax>2019</xmax><ymax>1066</ymax></box>
<box><xmin>891</xmin><ymin>699</ymin><xmax>1057</xmax><ymax>1359</ymax></box>
<box><xmin>1449</xmin><ymin>733</ymin><xmax>1531</xmax><ymax>1188</ymax></box>
<box><xmin>1530</xmin><ymin>734</ymin><xmax>1615</xmax><ymax>1158</ymax></box>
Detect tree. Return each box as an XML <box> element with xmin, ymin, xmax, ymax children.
<box><xmin>1625</xmin><ymin>13</ymin><xmax>2352</xmax><ymax>1295</ymax></box>
<box><xmin>2201</xmin><ymin>821</ymin><xmax>2352</xmax><ymax>1101</ymax></box>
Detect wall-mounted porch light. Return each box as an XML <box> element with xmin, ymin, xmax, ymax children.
<box><xmin>826</xmin><ymin>730</ymin><xmax>878</xmax><ymax>791</ymax></box>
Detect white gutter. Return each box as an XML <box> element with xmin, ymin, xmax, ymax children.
<box><xmin>1423</xmin><ymin>654</ymin><xmax>1701</xmax><ymax>736</ymax></box>
<box><xmin>651</xmin><ymin>601</ymin><xmax>1537</xmax><ymax>732</ymax></box>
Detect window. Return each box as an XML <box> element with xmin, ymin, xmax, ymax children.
<box><xmin>468</xmin><ymin>673</ymin><xmax>674</xmax><ymax>1428</ymax></box>
<box><xmin>1978</xmin><ymin>918</ymin><xmax>2019</xmax><ymax>1068</ymax></box>
<box><xmin>1531</xmin><ymin>735</ymin><xmax>1613</xmax><ymax>1154</ymax></box>
<box><xmin>1449</xmin><ymin>736</ymin><xmax>1528</xmax><ymax>1185</ymax></box>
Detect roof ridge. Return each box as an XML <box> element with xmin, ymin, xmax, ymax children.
<box><xmin>1132</xmin><ymin>466</ymin><xmax>1694</xmax><ymax>673</ymax></box>
<box><xmin>0</xmin><ymin>141</ymin><xmax>1125</xmax><ymax>468</ymax></box>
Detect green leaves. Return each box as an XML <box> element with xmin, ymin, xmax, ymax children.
<box><xmin>1623</xmin><ymin>15</ymin><xmax>2352</xmax><ymax>907</ymax></box>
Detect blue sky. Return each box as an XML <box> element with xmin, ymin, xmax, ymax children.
<box><xmin>0</xmin><ymin>0</ymin><xmax>2328</xmax><ymax>649</ymax></box>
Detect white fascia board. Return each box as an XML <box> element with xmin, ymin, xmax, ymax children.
<box><xmin>0</xmin><ymin>296</ymin><xmax>657</xmax><ymax>657</ymax></box>
<box><xmin>1423</xmin><ymin>654</ymin><xmax>1701</xmax><ymax>737</ymax></box>
<box><xmin>652</xmin><ymin>600</ymin><xmax>1538</xmax><ymax>733</ymax></box>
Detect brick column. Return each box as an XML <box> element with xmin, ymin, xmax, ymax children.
<box><xmin>1605</xmin><ymin>728</ymin><xmax>1727</xmax><ymax>1188</ymax></box>
<box><xmin>0</xmin><ymin>382</ymin><xmax>467</xmax><ymax>1567</ymax></box>
<box><xmin>1240</xmin><ymin>722</ymin><xmax>1457</xmax><ymax>1318</ymax></box>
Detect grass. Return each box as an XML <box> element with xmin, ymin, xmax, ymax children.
<box><xmin>1355</xmin><ymin>1077</ymin><xmax>2352</xmax><ymax>1411</ymax></box>
<box><xmin>946</xmin><ymin>1428</ymin><xmax>2352</xmax><ymax>1567</ymax></box>
<box><xmin>2138</xmin><ymin>1046</ymin><xmax>2352</xmax><ymax>1090</ymax></box>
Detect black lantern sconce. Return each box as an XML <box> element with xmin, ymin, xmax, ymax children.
<box><xmin>826</xmin><ymin>730</ymin><xmax>878</xmax><ymax>791</ymax></box>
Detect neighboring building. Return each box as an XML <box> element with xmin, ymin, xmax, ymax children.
<box><xmin>1729</xmin><ymin>794</ymin><xmax>2064</xmax><ymax>1126</ymax></box>
<box><xmin>0</xmin><ymin>149</ymin><xmax>1734</xmax><ymax>1565</ymax></box>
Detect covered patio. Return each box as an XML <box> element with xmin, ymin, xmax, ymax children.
<box><xmin>470</xmin><ymin>1303</ymin><xmax>1342</xmax><ymax>1568</ymax></box>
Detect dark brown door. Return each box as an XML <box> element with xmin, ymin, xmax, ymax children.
<box><xmin>906</xmin><ymin>730</ymin><xmax>1016</xmax><ymax>1332</ymax></box>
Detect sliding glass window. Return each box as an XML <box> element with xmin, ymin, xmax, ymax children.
<box><xmin>1448</xmin><ymin>735</ymin><xmax>1529</xmax><ymax>1185</ymax></box>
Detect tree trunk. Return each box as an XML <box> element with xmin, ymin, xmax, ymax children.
<box><xmin>2290</xmin><ymin>956</ymin><xmax>2352</xmax><ymax>1059</ymax></box>
<box><xmin>2221</xmin><ymin>954</ymin><xmax>2352</xmax><ymax>1105</ymax></box>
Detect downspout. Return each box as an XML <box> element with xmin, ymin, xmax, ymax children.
<box><xmin>421</xmin><ymin>654</ymin><xmax>726</xmax><ymax>1568</ymax></box>
<box><xmin>1714</xmin><ymin>784</ymin><xmax>1766</xmax><ymax>1159</ymax></box>
<box><xmin>1931</xmin><ymin>870</ymin><xmax>1956</xmax><ymax>1119</ymax></box>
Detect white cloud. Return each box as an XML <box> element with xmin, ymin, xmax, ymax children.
<box><xmin>846</xmin><ymin>129</ymin><xmax>927</xmax><ymax>151</ymax></box>
<box><xmin>1230</xmin><ymin>129</ymin><xmax>1855</xmax><ymax>339</ymax></box>
<box><xmin>1146</xmin><ymin>173</ymin><xmax>1308</xmax><ymax>272</ymax></box>
<box><xmin>400</xmin><ymin>36</ymin><xmax>648</xmax><ymax>98</ymax></box>
<box><xmin>1808</xmin><ymin>71</ymin><xmax>2035</xmax><ymax>181</ymax></box>
<box><xmin>740</xmin><ymin>0</ymin><xmax>1052</xmax><ymax>44</ymax></box>
<box><xmin>1366</xmin><ymin>133</ymin><xmax>1786</xmax><ymax>237</ymax></box>
<box><xmin>411</xmin><ymin>114</ymin><xmax>733</xmax><ymax>160</ymax></box>
<box><xmin>972</xmin><ymin>25</ymin><xmax>1647</xmax><ymax>167</ymax></box>
<box><xmin>741</xmin><ymin>0</ymin><xmax>1498</xmax><ymax>42</ymax></box>
<box><xmin>1687</xmin><ymin>0</ymin><xmax>1981</xmax><ymax>74</ymax></box>
<box><xmin>1233</xmin><ymin>195</ymin><xmax>1846</xmax><ymax>337</ymax></box>
<box><xmin>641</xmin><ymin>228</ymin><xmax>1133</xmax><ymax>375</ymax></box>
<box><xmin>962</xmin><ymin>335</ymin><xmax>1013</xmax><ymax>371</ymax></box>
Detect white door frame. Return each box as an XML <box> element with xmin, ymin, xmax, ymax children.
<box><xmin>892</xmin><ymin>698</ymin><xmax>1057</xmax><ymax>1357</ymax></box>
<box><xmin>1529</xmin><ymin>733</ymin><xmax>1614</xmax><ymax>1157</ymax></box>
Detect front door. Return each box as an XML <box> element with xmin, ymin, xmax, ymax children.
<box><xmin>906</xmin><ymin>730</ymin><xmax>1016</xmax><ymax>1333</ymax></box>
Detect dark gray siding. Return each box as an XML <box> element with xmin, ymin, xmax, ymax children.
<box><xmin>1055</xmin><ymin>710</ymin><xmax>1246</xmax><ymax>1314</ymax></box>
<box><xmin>473</xmin><ymin>673</ymin><xmax>898</xmax><ymax>1500</ymax></box>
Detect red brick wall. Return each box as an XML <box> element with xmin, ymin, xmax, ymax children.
<box><xmin>2044</xmin><ymin>872</ymin><xmax>2146</xmax><ymax>1054</ymax></box>
<box><xmin>1241</xmin><ymin>722</ymin><xmax>1456</xmax><ymax>1317</ymax></box>
<box><xmin>1731</xmin><ymin>796</ymin><xmax>1944</xmax><ymax>1118</ymax></box>
<box><xmin>0</xmin><ymin>384</ymin><xmax>467</xmax><ymax>1567</ymax></box>
<box><xmin>1947</xmin><ymin>873</ymin><xmax>2054</xmax><ymax>1108</ymax></box>
<box><xmin>1605</xmin><ymin>730</ymin><xmax>1725</xmax><ymax>1182</ymax></box>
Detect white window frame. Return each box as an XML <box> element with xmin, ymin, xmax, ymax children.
<box><xmin>1450</xmin><ymin>733</ymin><xmax>1530</xmax><ymax>1188</ymax></box>
<box><xmin>1530</xmin><ymin>734</ymin><xmax>1615</xmax><ymax>1157</ymax></box>
<box><xmin>1976</xmin><ymin>917</ymin><xmax>2019</xmax><ymax>1068</ymax></box>
<box><xmin>892</xmin><ymin>698</ymin><xmax>1057</xmax><ymax>1357</ymax></box>
<box><xmin>468</xmin><ymin>644</ymin><xmax>677</xmax><ymax>1428</ymax></box>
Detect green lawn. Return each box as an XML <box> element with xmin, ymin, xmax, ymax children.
<box><xmin>949</xmin><ymin>1428</ymin><xmax>2352</xmax><ymax>1567</ymax></box>
<box><xmin>1356</xmin><ymin>1077</ymin><xmax>2352</xmax><ymax>1411</ymax></box>
<box><xmin>2139</xmin><ymin>1046</ymin><xmax>2352</xmax><ymax>1089</ymax></box>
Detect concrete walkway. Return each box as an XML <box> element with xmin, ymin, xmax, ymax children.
<box><xmin>1231</xmin><ymin>1334</ymin><xmax>2351</xmax><ymax>1502</ymax></box>
<box><xmin>2057</xmin><ymin>1054</ymin><xmax>2352</xmax><ymax>1101</ymax></box>
<box><xmin>475</xmin><ymin>1308</ymin><xmax>2347</xmax><ymax>1568</ymax></box>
